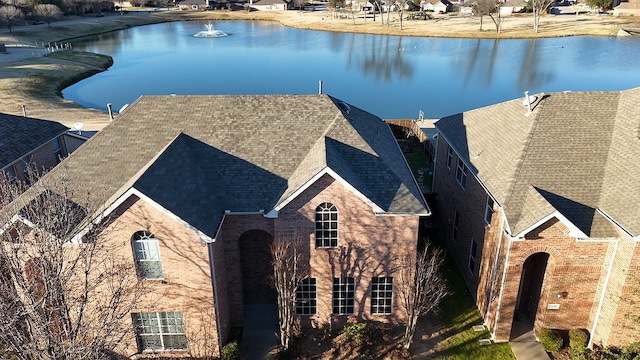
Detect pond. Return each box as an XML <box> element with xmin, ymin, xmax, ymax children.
<box><xmin>63</xmin><ymin>20</ymin><xmax>640</xmax><ymax>119</ymax></box>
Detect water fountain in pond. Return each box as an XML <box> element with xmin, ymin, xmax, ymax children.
<box><xmin>194</xmin><ymin>23</ymin><xmax>228</xmax><ymax>38</ymax></box>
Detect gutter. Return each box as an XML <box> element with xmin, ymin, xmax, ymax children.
<box><xmin>588</xmin><ymin>238</ymin><xmax>619</xmax><ymax>348</ymax></box>
<box><xmin>208</xmin><ymin>214</ymin><xmax>225</xmax><ymax>354</ymax></box>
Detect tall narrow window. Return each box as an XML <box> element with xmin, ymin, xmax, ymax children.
<box><xmin>468</xmin><ymin>237</ymin><xmax>478</xmax><ymax>274</ymax></box>
<box><xmin>455</xmin><ymin>158</ymin><xmax>468</xmax><ymax>189</ymax></box>
<box><xmin>371</xmin><ymin>277</ymin><xmax>393</xmax><ymax>315</ymax></box>
<box><xmin>452</xmin><ymin>210</ymin><xmax>460</xmax><ymax>243</ymax></box>
<box><xmin>332</xmin><ymin>277</ymin><xmax>355</xmax><ymax>315</ymax></box>
<box><xmin>315</xmin><ymin>203</ymin><xmax>338</xmax><ymax>248</ymax></box>
<box><xmin>296</xmin><ymin>278</ymin><xmax>317</xmax><ymax>315</ymax></box>
<box><xmin>132</xmin><ymin>312</ymin><xmax>188</xmax><ymax>352</ymax></box>
<box><xmin>446</xmin><ymin>145</ymin><xmax>454</xmax><ymax>169</ymax></box>
<box><xmin>484</xmin><ymin>196</ymin><xmax>495</xmax><ymax>225</ymax></box>
<box><xmin>52</xmin><ymin>137</ymin><xmax>64</xmax><ymax>163</ymax></box>
<box><xmin>132</xmin><ymin>231</ymin><xmax>163</xmax><ymax>280</ymax></box>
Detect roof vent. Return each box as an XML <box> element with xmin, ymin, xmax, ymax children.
<box><xmin>522</xmin><ymin>91</ymin><xmax>536</xmax><ymax>115</ymax></box>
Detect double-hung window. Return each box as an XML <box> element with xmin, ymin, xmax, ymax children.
<box><xmin>132</xmin><ymin>231</ymin><xmax>163</xmax><ymax>280</ymax></box>
<box><xmin>295</xmin><ymin>278</ymin><xmax>317</xmax><ymax>315</ymax></box>
<box><xmin>132</xmin><ymin>312</ymin><xmax>187</xmax><ymax>352</ymax></box>
<box><xmin>446</xmin><ymin>145</ymin><xmax>454</xmax><ymax>169</ymax></box>
<box><xmin>468</xmin><ymin>237</ymin><xmax>478</xmax><ymax>274</ymax></box>
<box><xmin>332</xmin><ymin>277</ymin><xmax>355</xmax><ymax>315</ymax></box>
<box><xmin>455</xmin><ymin>158</ymin><xmax>468</xmax><ymax>189</ymax></box>
<box><xmin>371</xmin><ymin>277</ymin><xmax>393</xmax><ymax>315</ymax></box>
<box><xmin>315</xmin><ymin>203</ymin><xmax>338</xmax><ymax>248</ymax></box>
<box><xmin>484</xmin><ymin>196</ymin><xmax>495</xmax><ymax>225</ymax></box>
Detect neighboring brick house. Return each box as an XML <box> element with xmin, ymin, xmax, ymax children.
<box><xmin>431</xmin><ymin>88</ymin><xmax>640</xmax><ymax>347</ymax></box>
<box><xmin>5</xmin><ymin>95</ymin><xmax>429</xmax><ymax>357</ymax></box>
<box><xmin>0</xmin><ymin>112</ymin><xmax>89</xmax><ymax>184</ymax></box>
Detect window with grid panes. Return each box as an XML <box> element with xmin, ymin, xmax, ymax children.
<box><xmin>132</xmin><ymin>231</ymin><xmax>163</xmax><ymax>280</ymax></box>
<box><xmin>132</xmin><ymin>312</ymin><xmax>187</xmax><ymax>352</ymax></box>
<box><xmin>315</xmin><ymin>203</ymin><xmax>338</xmax><ymax>248</ymax></box>
<box><xmin>446</xmin><ymin>145</ymin><xmax>454</xmax><ymax>169</ymax></box>
<box><xmin>371</xmin><ymin>277</ymin><xmax>393</xmax><ymax>314</ymax></box>
<box><xmin>455</xmin><ymin>158</ymin><xmax>468</xmax><ymax>189</ymax></box>
<box><xmin>484</xmin><ymin>196</ymin><xmax>495</xmax><ymax>225</ymax></box>
<box><xmin>332</xmin><ymin>277</ymin><xmax>354</xmax><ymax>315</ymax></box>
<box><xmin>295</xmin><ymin>278</ymin><xmax>317</xmax><ymax>315</ymax></box>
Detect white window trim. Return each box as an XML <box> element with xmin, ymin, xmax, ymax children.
<box><xmin>295</xmin><ymin>278</ymin><xmax>317</xmax><ymax>316</ymax></box>
<box><xmin>455</xmin><ymin>158</ymin><xmax>468</xmax><ymax>189</ymax></box>
<box><xmin>133</xmin><ymin>312</ymin><xmax>187</xmax><ymax>352</ymax></box>
<box><xmin>446</xmin><ymin>145</ymin><xmax>454</xmax><ymax>169</ymax></box>
<box><xmin>371</xmin><ymin>277</ymin><xmax>393</xmax><ymax>315</ymax></box>
<box><xmin>484</xmin><ymin>196</ymin><xmax>495</xmax><ymax>225</ymax></box>
<box><xmin>315</xmin><ymin>203</ymin><xmax>338</xmax><ymax>249</ymax></box>
<box><xmin>133</xmin><ymin>231</ymin><xmax>164</xmax><ymax>280</ymax></box>
<box><xmin>332</xmin><ymin>277</ymin><xmax>355</xmax><ymax>315</ymax></box>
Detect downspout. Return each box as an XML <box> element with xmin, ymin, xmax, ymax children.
<box><xmin>588</xmin><ymin>239</ymin><xmax>619</xmax><ymax>348</ymax></box>
<box><xmin>492</xmin><ymin>215</ymin><xmax>513</xmax><ymax>340</ymax></box>
<box><xmin>485</xmin><ymin>208</ymin><xmax>505</xmax><ymax>323</ymax></box>
<box><xmin>208</xmin><ymin>213</ymin><xmax>226</xmax><ymax>355</ymax></box>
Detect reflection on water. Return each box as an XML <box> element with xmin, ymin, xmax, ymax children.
<box><xmin>65</xmin><ymin>21</ymin><xmax>640</xmax><ymax>119</ymax></box>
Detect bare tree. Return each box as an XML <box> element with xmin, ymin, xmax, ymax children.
<box><xmin>0</xmin><ymin>5</ymin><xmax>24</xmax><ymax>32</ymax></box>
<box><xmin>0</xmin><ymin>172</ymin><xmax>147</xmax><ymax>360</ymax></box>
<box><xmin>33</xmin><ymin>4</ymin><xmax>62</xmax><ymax>27</ymax></box>
<box><xmin>531</xmin><ymin>0</ymin><xmax>554</xmax><ymax>33</ymax></box>
<box><xmin>270</xmin><ymin>235</ymin><xmax>309</xmax><ymax>350</ymax></box>
<box><xmin>473</xmin><ymin>0</ymin><xmax>502</xmax><ymax>32</ymax></box>
<box><xmin>397</xmin><ymin>242</ymin><xmax>449</xmax><ymax>350</ymax></box>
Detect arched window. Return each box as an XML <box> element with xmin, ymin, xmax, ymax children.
<box><xmin>132</xmin><ymin>231</ymin><xmax>163</xmax><ymax>280</ymax></box>
<box><xmin>315</xmin><ymin>203</ymin><xmax>338</xmax><ymax>248</ymax></box>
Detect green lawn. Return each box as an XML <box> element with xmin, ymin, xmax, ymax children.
<box><xmin>403</xmin><ymin>150</ymin><xmax>515</xmax><ymax>360</ymax></box>
<box><xmin>404</xmin><ymin>152</ymin><xmax>433</xmax><ymax>192</ymax></box>
<box><xmin>430</xmin><ymin>252</ymin><xmax>515</xmax><ymax>360</ymax></box>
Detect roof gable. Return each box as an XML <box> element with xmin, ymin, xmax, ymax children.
<box><xmin>0</xmin><ymin>113</ymin><xmax>68</xmax><ymax>169</ymax></box>
<box><xmin>21</xmin><ymin>94</ymin><xmax>428</xmax><ymax>238</ymax></box>
<box><xmin>437</xmin><ymin>88</ymin><xmax>640</xmax><ymax>238</ymax></box>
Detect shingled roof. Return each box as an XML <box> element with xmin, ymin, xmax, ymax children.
<box><xmin>436</xmin><ymin>88</ymin><xmax>640</xmax><ymax>238</ymax></box>
<box><xmin>0</xmin><ymin>113</ymin><xmax>68</xmax><ymax>170</ymax></box>
<box><xmin>34</xmin><ymin>94</ymin><xmax>428</xmax><ymax>238</ymax></box>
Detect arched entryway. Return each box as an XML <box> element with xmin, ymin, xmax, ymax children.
<box><xmin>512</xmin><ymin>252</ymin><xmax>550</xmax><ymax>340</ymax></box>
<box><xmin>239</xmin><ymin>230</ymin><xmax>277</xmax><ymax>304</ymax></box>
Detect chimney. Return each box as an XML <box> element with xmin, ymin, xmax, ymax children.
<box><xmin>107</xmin><ymin>103</ymin><xmax>114</xmax><ymax>121</ymax></box>
<box><xmin>319</xmin><ymin>80</ymin><xmax>323</xmax><ymax>95</ymax></box>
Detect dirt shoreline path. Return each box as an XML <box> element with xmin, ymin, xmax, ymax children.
<box><xmin>0</xmin><ymin>10</ymin><xmax>638</xmax><ymax>129</ymax></box>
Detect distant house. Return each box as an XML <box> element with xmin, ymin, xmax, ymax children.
<box><xmin>4</xmin><ymin>94</ymin><xmax>429</xmax><ymax>358</ymax></box>
<box><xmin>432</xmin><ymin>88</ymin><xmax>640</xmax><ymax>347</ymax></box>
<box><xmin>499</xmin><ymin>0</ymin><xmax>527</xmax><ymax>15</ymax></box>
<box><xmin>0</xmin><ymin>113</ymin><xmax>88</xmax><ymax>185</ymax></box>
<box><xmin>248</xmin><ymin>0</ymin><xmax>291</xmax><ymax>10</ymax></box>
<box><xmin>176</xmin><ymin>0</ymin><xmax>213</xmax><ymax>10</ymax></box>
<box><xmin>422</xmin><ymin>0</ymin><xmax>451</xmax><ymax>13</ymax></box>
<box><xmin>613</xmin><ymin>0</ymin><xmax>640</xmax><ymax>15</ymax></box>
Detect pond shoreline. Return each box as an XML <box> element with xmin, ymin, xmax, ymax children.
<box><xmin>0</xmin><ymin>10</ymin><xmax>638</xmax><ymax>129</ymax></box>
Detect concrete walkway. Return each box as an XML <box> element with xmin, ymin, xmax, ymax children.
<box><xmin>240</xmin><ymin>304</ymin><xmax>279</xmax><ymax>360</ymax></box>
<box><xmin>509</xmin><ymin>315</ymin><xmax>550</xmax><ymax>360</ymax></box>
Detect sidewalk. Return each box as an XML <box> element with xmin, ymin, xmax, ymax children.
<box><xmin>240</xmin><ymin>304</ymin><xmax>279</xmax><ymax>360</ymax></box>
<box><xmin>509</xmin><ymin>317</ymin><xmax>550</xmax><ymax>360</ymax></box>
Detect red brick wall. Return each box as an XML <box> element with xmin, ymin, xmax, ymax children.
<box><xmin>100</xmin><ymin>195</ymin><xmax>220</xmax><ymax>358</ymax></box>
<box><xmin>276</xmin><ymin>174</ymin><xmax>420</xmax><ymax>327</ymax></box>
<box><xmin>490</xmin><ymin>219</ymin><xmax>612</xmax><ymax>342</ymax></box>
